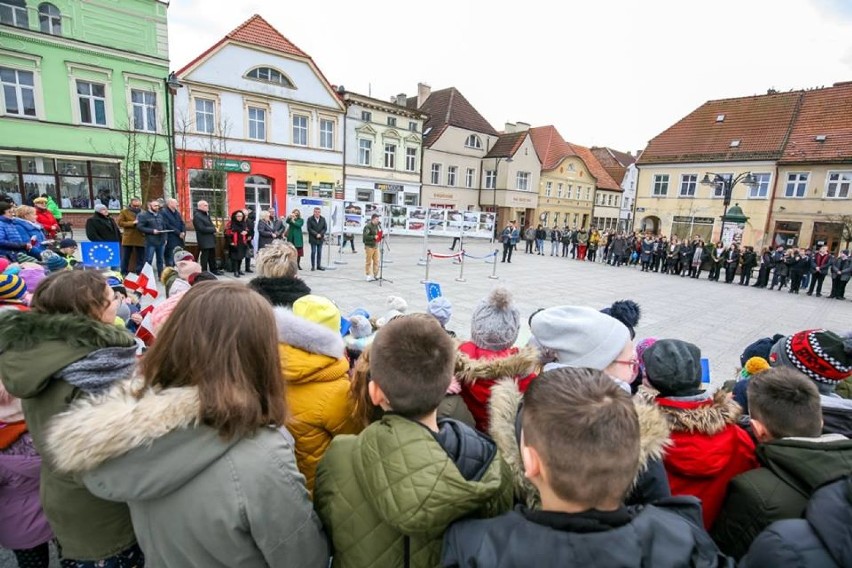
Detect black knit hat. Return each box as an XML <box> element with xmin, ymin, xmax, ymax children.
<box><xmin>644</xmin><ymin>339</ymin><xmax>703</xmax><ymax>397</ymax></box>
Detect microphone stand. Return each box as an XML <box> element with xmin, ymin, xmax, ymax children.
<box><xmin>376</xmin><ymin>225</ymin><xmax>393</xmax><ymax>286</ymax></box>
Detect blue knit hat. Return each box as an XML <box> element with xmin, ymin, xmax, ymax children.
<box><xmin>0</xmin><ymin>274</ymin><xmax>27</xmax><ymax>302</ymax></box>
<box><xmin>41</xmin><ymin>251</ymin><xmax>68</xmax><ymax>272</ymax></box>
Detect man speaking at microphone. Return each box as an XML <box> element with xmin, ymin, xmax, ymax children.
<box><xmin>363</xmin><ymin>213</ymin><xmax>381</xmax><ymax>282</ymax></box>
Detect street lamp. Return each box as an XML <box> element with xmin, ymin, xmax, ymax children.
<box><xmin>700</xmin><ymin>171</ymin><xmax>758</xmax><ymax>244</ymax></box>
<box><xmin>164</xmin><ymin>72</ymin><xmax>184</xmax><ymax>202</ymax></box>
<box><xmin>489</xmin><ymin>155</ymin><xmax>513</xmax><ymax>243</ymax></box>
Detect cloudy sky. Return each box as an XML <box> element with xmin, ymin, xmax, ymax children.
<box><xmin>168</xmin><ymin>0</ymin><xmax>852</xmax><ymax>154</ymax></box>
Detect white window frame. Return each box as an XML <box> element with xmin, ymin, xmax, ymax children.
<box><xmin>0</xmin><ymin>1</ymin><xmax>28</xmax><ymax>28</ymax></box>
<box><xmin>545</xmin><ymin>181</ymin><xmax>552</xmax><ymax>197</ymax></box>
<box><xmin>447</xmin><ymin>165</ymin><xmax>457</xmax><ymax>186</ymax></box>
<box><xmin>194</xmin><ymin>97</ymin><xmax>215</xmax><ymax>134</ymax></box>
<box><xmin>584</xmin><ymin>188</ymin><xmax>590</xmax><ymax>200</ymax></box>
<box><xmin>464</xmin><ymin>134</ymin><xmax>482</xmax><ymax>149</ymax></box>
<box><xmin>319</xmin><ymin>118</ymin><xmax>334</xmax><ymax>150</ymax></box>
<box><xmin>465</xmin><ymin>167</ymin><xmax>475</xmax><ymax>188</ymax></box>
<box><xmin>567</xmin><ymin>184</ymin><xmax>573</xmax><ymax>199</ymax></box>
<box><xmin>679</xmin><ymin>174</ymin><xmax>697</xmax><ymax>197</ymax></box>
<box><xmin>387</xmin><ymin>116</ymin><xmax>396</xmax><ymax>127</ymax></box>
<box><xmin>516</xmin><ymin>171</ymin><xmax>530</xmax><ymax>191</ymax></box>
<box><xmin>247</xmin><ymin>106</ymin><xmax>266</xmax><ymax>141</ymax></box>
<box><xmin>292</xmin><ymin>113</ymin><xmax>309</xmax><ymax>146</ymax></box>
<box><xmin>76</xmin><ymin>79</ymin><xmax>108</xmax><ymax>127</ymax></box>
<box><xmin>384</xmin><ymin>143</ymin><xmax>396</xmax><ymax>169</ymax></box>
<box><xmin>408</xmin><ymin>121</ymin><xmax>417</xmax><ymax>132</ymax></box>
<box><xmin>557</xmin><ymin>183</ymin><xmax>563</xmax><ymax>198</ymax></box>
<box><xmin>652</xmin><ymin>174</ymin><xmax>669</xmax><ymax>196</ymax></box>
<box><xmin>38</xmin><ymin>2</ymin><xmax>62</xmax><ymax>35</ymax></box>
<box><xmin>826</xmin><ymin>171</ymin><xmax>852</xmax><ymax>199</ymax></box>
<box><xmin>784</xmin><ymin>172</ymin><xmax>808</xmax><ymax>198</ymax></box>
<box><xmin>405</xmin><ymin>147</ymin><xmax>417</xmax><ymax>172</ymax></box>
<box><xmin>131</xmin><ymin>89</ymin><xmax>157</xmax><ymax>132</ymax></box>
<box><xmin>484</xmin><ymin>170</ymin><xmax>496</xmax><ymax>189</ymax></box>
<box><xmin>245</xmin><ymin>66</ymin><xmax>294</xmax><ymax>88</ymax></box>
<box><xmin>358</xmin><ymin>138</ymin><xmax>372</xmax><ymax>166</ymax></box>
<box><xmin>748</xmin><ymin>172</ymin><xmax>771</xmax><ymax>199</ymax></box>
<box><xmin>0</xmin><ymin>66</ymin><xmax>37</xmax><ymax>118</ymax></box>
<box><xmin>360</xmin><ymin>110</ymin><xmax>371</xmax><ymax>122</ymax></box>
<box><xmin>430</xmin><ymin>163</ymin><xmax>442</xmax><ymax>185</ymax></box>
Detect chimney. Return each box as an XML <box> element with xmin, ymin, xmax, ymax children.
<box><xmin>396</xmin><ymin>93</ymin><xmax>407</xmax><ymax>107</ymax></box>
<box><xmin>516</xmin><ymin>122</ymin><xmax>530</xmax><ymax>131</ymax></box>
<box><xmin>390</xmin><ymin>95</ymin><xmax>397</xmax><ymax>104</ymax></box>
<box><xmin>417</xmin><ymin>82</ymin><xmax>431</xmax><ymax>107</ymax></box>
<box><xmin>504</xmin><ymin>122</ymin><xmax>517</xmax><ymax>133</ymax></box>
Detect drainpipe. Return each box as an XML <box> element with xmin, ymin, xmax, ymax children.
<box><xmin>763</xmin><ymin>163</ymin><xmax>781</xmax><ymax>247</ymax></box>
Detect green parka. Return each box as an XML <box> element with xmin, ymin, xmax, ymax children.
<box><xmin>712</xmin><ymin>434</ymin><xmax>852</xmax><ymax>559</ymax></box>
<box><xmin>0</xmin><ymin>312</ymin><xmax>138</xmax><ymax>561</ymax></box>
<box><xmin>286</xmin><ymin>216</ymin><xmax>305</xmax><ymax>248</ymax></box>
<box><xmin>314</xmin><ymin>414</ymin><xmax>512</xmax><ymax>568</ymax></box>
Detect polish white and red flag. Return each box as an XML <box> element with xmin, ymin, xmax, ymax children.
<box><xmin>134</xmin><ymin>304</ymin><xmax>156</xmax><ymax>347</ymax></box>
<box><xmin>124</xmin><ymin>263</ymin><xmax>159</xmax><ymax>299</ymax></box>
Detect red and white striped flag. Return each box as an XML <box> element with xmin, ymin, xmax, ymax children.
<box><xmin>134</xmin><ymin>304</ymin><xmax>156</xmax><ymax>346</ymax></box>
<box><xmin>124</xmin><ymin>263</ymin><xmax>159</xmax><ymax>299</ymax></box>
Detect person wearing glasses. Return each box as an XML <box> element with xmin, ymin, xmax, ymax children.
<box><xmin>487</xmin><ymin>305</ymin><xmax>671</xmax><ymax>510</ymax></box>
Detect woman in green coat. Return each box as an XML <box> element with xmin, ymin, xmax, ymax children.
<box><xmin>286</xmin><ymin>209</ymin><xmax>305</xmax><ymax>270</ymax></box>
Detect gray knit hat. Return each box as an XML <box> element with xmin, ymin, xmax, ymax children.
<box><xmin>644</xmin><ymin>339</ymin><xmax>703</xmax><ymax>397</ymax></box>
<box><xmin>470</xmin><ymin>287</ymin><xmax>520</xmax><ymax>351</ymax></box>
<box><xmin>530</xmin><ymin>306</ymin><xmax>630</xmax><ymax>370</ymax></box>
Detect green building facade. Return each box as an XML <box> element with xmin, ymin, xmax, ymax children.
<box><xmin>0</xmin><ymin>0</ymin><xmax>172</xmax><ymax>216</ymax></box>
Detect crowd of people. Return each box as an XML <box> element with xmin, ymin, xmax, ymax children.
<box><xmin>1</xmin><ymin>225</ymin><xmax>851</xmax><ymax>567</ymax></box>
<box><xmin>515</xmin><ymin>225</ymin><xmax>852</xmax><ymax>300</ymax></box>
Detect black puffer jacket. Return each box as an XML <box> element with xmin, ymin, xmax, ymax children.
<box><xmin>740</xmin><ymin>476</ymin><xmax>852</xmax><ymax>568</ymax></box>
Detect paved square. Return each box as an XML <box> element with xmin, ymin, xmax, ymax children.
<box><xmin>278</xmin><ymin>235</ymin><xmax>852</xmax><ymax>387</ymax></box>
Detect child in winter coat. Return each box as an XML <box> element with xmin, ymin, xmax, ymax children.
<box><xmin>642</xmin><ymin>339</ymin><xmax>758</xmax><ymax>529</ymax></box>
<box><xmin>442</xmin><ymin>368</ymin><xmax>730</xmax><ymax>567</ymax></box>
<box><xmin>315</xmin><ymin>316</ymin><xmax>512</xmax><ymax>568</ymax></box>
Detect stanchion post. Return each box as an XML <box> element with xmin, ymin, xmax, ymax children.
<box><xmin>323</xmin><ymin>235</ymin><xmax>337</xmax><ymax>270</ymax></box>
<box><xmin>334</xmin><ymin>233</ymin><xmax>348</xmax><ymax>265</ymax></box>
<box><xmin>418</xmin><ymin>209</ymin><xmax>430</xmax><ymax>266</ymax></box>
<box><xmin>420</xmin><ymin>251</ymin><xmax>431</xmax><ymax>284</ymax></box>
<box><xmin>455</xmin><ymin>251</ymin><xmax>466</xmax><ymax>282</ymax></box>
<box><xmin>488</xmin><ymin>249</ymin><xmax>499</xmax><ymax>279</ymax></box>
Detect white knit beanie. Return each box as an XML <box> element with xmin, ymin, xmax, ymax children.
<box><xmin>530</xmin><ymin>306</ymin><xmax>631</xmax><ymax>370</ymax></box>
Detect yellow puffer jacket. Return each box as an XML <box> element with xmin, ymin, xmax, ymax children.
<box><xmin>275</xmin><ymin>308</ymin><xmax>362</xmax><ymax>493</ymax></box>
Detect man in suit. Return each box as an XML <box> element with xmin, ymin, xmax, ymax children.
<box><xmin>307</xmin><ymin>207</ymin><xmax>328</xmax><ymax>271</ymax></box>
<box><xmin>161</xmin><ymin>198</ymin><xmax>186</xmax><ymax>267</ymax></box>
<box><xmin>193</xmin><ymin>200</ymin><xmax>221</xmax><ymax>275</ymax></box>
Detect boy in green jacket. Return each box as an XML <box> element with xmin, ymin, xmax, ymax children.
<box><xmin>315</xmin><ymin>315</ymin><xmax>512</xmax><ymax>568</ymax></box>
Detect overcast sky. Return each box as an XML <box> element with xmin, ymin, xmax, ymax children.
<box><xmin>168</xmin><ymin>0</ymin><xmax>852</xmax><ymax>154</ymax></box>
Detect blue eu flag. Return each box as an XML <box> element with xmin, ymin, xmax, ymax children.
<box><xmin>81</xmin><ymin>241</ymin><xmax>120</xmax><ymax>268</ymax></box>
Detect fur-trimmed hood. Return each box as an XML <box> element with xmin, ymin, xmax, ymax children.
<box><xmin>273</xmin><ymin>307</ymin><xmax>344</xmax><ymax>359</ymax></box>
<box><xmin>46</xmin><ymin>381</ymin><xmax>240</xmax><ymax>501</ymax></box>
<box><xmin>249</xmin><ymin>277</ymin><xmax>311</xmax><ymax>308</ymax></box>
<box><xmin>454</xmin><ymin>346</ymin><xmax>540</xmax><ymax>385</ymax></box>
<box><xmin>0</xmin><ymin>311</ymin><xmax>136</xmax><ymax>399</ymax></box>
<box><xmin>488</xmin><ymin>379</ymin><xmax>671</xmax><ymax>509</ymax></box>
<box><xmin>654</xmin><ymin>390</ymin><xmax>742</xmax><ymax>435</ymax></box>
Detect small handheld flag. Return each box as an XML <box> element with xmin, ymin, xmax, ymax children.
<box><xmin>425</xmin><ymin>281</ymin><xmax>442</xmax><ymax>302</ymax></box>
<box><xmin>81</xmin><ymin>242</ymin><xmax>120</xmax><ymax>268</ymax></box>
<box><xmin>124</xmin><ymin>263</ymin><xmax>159</xmax><ymax>299</ymax></box>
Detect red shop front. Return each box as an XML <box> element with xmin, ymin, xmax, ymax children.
<box><xmin>176</xmin><ymin>150</ymin><xmax>288</xmax><ymax>221</ymax></box>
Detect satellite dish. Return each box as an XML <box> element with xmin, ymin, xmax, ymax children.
<box><xmin>423</xmin><ymin>127</ymin><xmax>432</xmax><ymax>136</ymax></box>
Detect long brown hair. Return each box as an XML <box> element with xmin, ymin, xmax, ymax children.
<box><xmin>32</xmin><ymin>270</ymin><xmax>110</xmax><ymax>320</ymax></box>
<box><xmin>140</xmin><ymin>281</ymin><xmax>287</xmax><ymax>439</ymax></box>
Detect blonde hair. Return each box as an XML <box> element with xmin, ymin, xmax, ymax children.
<box><xmin>15</xmin><ymin>205</ymin><xmax>35</xmax><ymax>219</ymax></box>
<box><xmin>259</xmin><ymin>210</ymin><xmax>270</xmax><ymax>222</ymax></box>
<box><xmin>255</xmin><ymin>240</ymin><xmax>299</xmax><ymax>278</ymax></box>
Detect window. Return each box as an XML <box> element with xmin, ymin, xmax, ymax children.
<box><xmin>785</xmin><ymin>172</ymin><xmax>808</xmax><ymax>198</ymax></box>
<box><xmin>246</xmin><ymin>67</ymin><xmax>293</xmax><ymax>88</ymax></box>
<box><xmin>358</xmin><ymin>139</ymin><xmax>372</xmax><ymax>166</ymax></box>
<box><xmin>826</xmin><ymin>171</ymin><xmax>852</xmax><ymax>199</ymax></box>
<box><xmin>748</xmin><ymin>173</ymin><xmax>771</xmax><ymax>198</ymax></box>
<box><xmin>430</xmin><ymin>163</ymin><xmax>442</xmax><ymax>185</ymax></box>
<box><xmin>319</xmin><ymin>118</ymin><xmax>334</xmax><ymax>150</ymax></box>
<box><xmin>516</xmin><ymin>172</ymin><xmax>530</xmax><ymax>191</ymax></box>
<box><xmin>557</xmin><ymin>183</ymin><xmax>563</xmax><ymax>198</ymax></box>
<box><xmin>244</xmin><ymin>175</ymin><xmax>272</xmax><ymax>211</ymax></box>
<box><xmin>567</xmin><ymin>184</ymin><xmax>573</xmax><ymax>199</ymax></box>
<box><xmin>652</xmin><ymin>174</ymin><xmax>669</xmax><ymax>196</ymax></box>
<box><xmin>584</xmin><ymin>188</ymin><xmax>590</xmax><ymax>200</ymax></box>
<box><xmin>712</xmin><ymin>176</ymin><xmax>729</xmax><ymax>198</ymax></box>
<box><xmin>188</xmin><ymin>169</ymin><xmax>226</xmax><ymax>217</ymax></box>
<box><xmin>464</xmin><ymin>134</ymin><xmax>482</xmax><ymax>149</ymax></box>
<box><xmin>465</xmin><ymin>168</ymin><xmax>475</xmax><ymax>188</ymax></box>
<box><xmin>0</xmin><ymin>0</ymin><xmax>28</xmax><ymax>28</ymax></box>
<box><xmin>408</xmin><ymin>121</ymin><xmax>417</xmax><ymax>132</ymax></box>
<box><xmin>131</xmin><ymin>89</ymin><xmax>157</xmax><ymax>132</ymax></box>
<box><xmin>361</xmin><ymin>110</ymin><xmax>371</xmax><ymax>122</ymax></box>
<box><xmin>387</xmin><ymin>116</ymin><xmax>396</xmax><ymax>127</ymax></box>
<box><xmin>0</xmin><ymin>67</ymin><xmax>36</xmax><ymax>117</ymax></box>
<box><xmin>195</xmin><ymin>98</ymin><xmax>214</xmax><ymax>134</ymax></box>
<box><xmin>248</xmin><ymin>107</ymin><xmax>266</xmax><ymax>140</ymax></box>
<box><xmin>384</xmin><ymin>143</ymin><xmax>396</xmax><ymax>169</ymax></box>
<box><xmin>38</xmin><ymin>2</ymin><xmax>60</xmax><ymax>34</ymax></box>
<box><xmin>447</xmin><ymin>166</ymin><xmax>457</xmax><ymax>186</ymax></box>
<box><xmin>679</xmin><ymin>174</ymin><xmax>697</xmax><ymax>197</ymax></box>
<box><xmin>292</xmin><ymin>114</ymin><xmax>308</xmax><ymax>146</ymax></box>
<box><xmin>76</xmin><ymin>80</ymin><xmax>107</xmax><ymax>126</ymax></box>
<box><xmin>545</xmin><ymin>181</ymin><xmax>552</xmax><ymax>197</ymax></box>
<box><xmin>485</xmin><ymin>170</ymin><xmax>496</xmax><ymax>189</ymax></box>
<box><xmin>614</xmin><ymin>196</ymin><xmax>620</xmax><ymax>208</ymax></box>
<box><xmin>607</xmin><ymin>194</ymin><xmax>613</xmax><ymax>206</ymax></box>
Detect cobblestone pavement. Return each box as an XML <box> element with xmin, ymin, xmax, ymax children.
<box><xmin>3</xmin><ymin>234</ymin><xmax>851</xmax><ymax>566</ymax></box>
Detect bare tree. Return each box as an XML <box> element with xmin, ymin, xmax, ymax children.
<box><xmin>828</xmin><ymin>214</ymin><xmax>852</xmax><ymax>249</ymax></box>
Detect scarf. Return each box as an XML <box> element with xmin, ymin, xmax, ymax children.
<box><xmin>55</xmin><ymin>345</ymin><xmax>138</xmax><ymax>394</ymax></box>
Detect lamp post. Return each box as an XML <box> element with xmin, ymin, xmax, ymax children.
<box><xmin>164</xmin><ymin>72</ymin><xmax>184</xmax><ymax>202</ymax></box>
<box><xmin>700</xmin><ymin>171</ymin><xmax>758</xmax><ymax>244</ymax></box>
<box><xmin>489</xmin><ymin>155</ymin><xmax>513</xmax><ymax>243</ymax></box>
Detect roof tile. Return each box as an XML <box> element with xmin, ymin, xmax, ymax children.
<box><xmin>485</xmin><ymin>132</ymin><xmax>528</xmax><ymax>159</ymax></box>
<box><xmin>568</xmin><ymin>143</ymin><xmax>622</xmax><ymax>191</ymax></box>
<box><xmin>226</xmin><ymin>14</ymin><xmax>309</xmax><ymax>58</ymax></box>
<box><xmin>418</xmin><ymin>88</ymin><xmax>497</xmax><ymax>147</ymax></box>
<box><xmin>780</xmin><ymin>82</ymin><xmax>852</xmax><ymax>164</ymax></box>
<box><xmin>529</xmin><ymin>125</ymin><xmax>576</xmax><ymax>170</ymax></box>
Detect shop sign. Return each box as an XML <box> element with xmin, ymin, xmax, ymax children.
<box><xmin>375</xmin><ymin>183</ymin><xmax>404</xmax><ymax>192</ymax></box>
<box><xmin>203</xmin><ymin>158</ymin><xmax>251</xmax><ymax>173</ymax></box>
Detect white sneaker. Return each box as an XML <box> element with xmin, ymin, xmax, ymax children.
<box><xmin>366</xmin><ymin>275</ymin><xmax>375</xmax><ymax>281</ymax></box>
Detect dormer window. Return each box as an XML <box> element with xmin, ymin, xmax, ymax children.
<box><xmin>716</xmin><ymin>114</ymin><xmax>725</xmax><ymax>122</ymax></box>
<box><xmin>815</xmin><ymin>135</ymin><xmax>827</xmax><ymax>142</ymax></box>
<box><xmin>464</xmin><ymin>134</ymin><xmax>482</xmax><ymax>149</ymax></box>
<box><xmin>730</xmin><ymin>140</ymin><xmax>741</xmax><ymax>148</ymax></box>
<box><xmin>245</xmin><ymin>66</ymin><xmax>294</xmax><ymax>88</ymax></box>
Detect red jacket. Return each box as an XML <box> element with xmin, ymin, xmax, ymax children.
<box><xmin>35</xmin><ymin>208</ymin><xmax>59</xmax><ymax>239</ymax></box>
<box><xmin>657</xmin><ymin>395</ymin><xmax>757</xmax><ymax>529</ymax></box>
<box><xmin>457</xmin><ymin>341</ymin><xmax>537</xmax><ymax>432</ymax></box>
